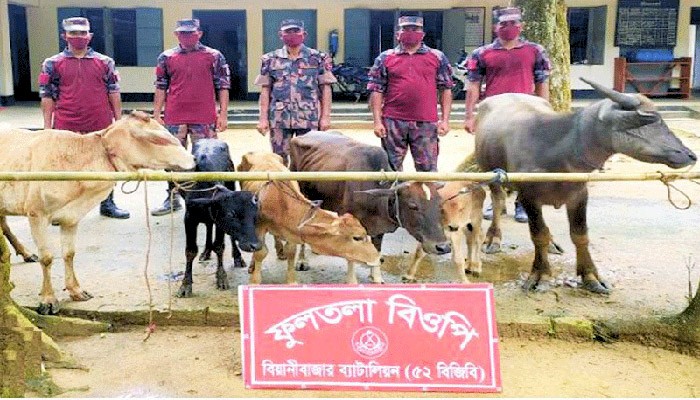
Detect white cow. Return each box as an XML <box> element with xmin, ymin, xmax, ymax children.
<box><xmin>0</xmin><ymin>111</ymin><xmax>195</xmax><ymax>314</ymax></box>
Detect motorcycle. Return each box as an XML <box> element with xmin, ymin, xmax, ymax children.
<box><xmin>451</xmin><ymin>51</ymin><xmax>468</xmax><ymax>100</ymax></box>
<box><xmin>331</xmin><ymin>63</ymin><xmax>371</xmax><ymax>102</ymax></box>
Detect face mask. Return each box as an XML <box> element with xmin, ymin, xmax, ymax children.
<box><xmin>66</xmin><ymin>37</ymin><xmax>90</xmax><ymax>50</ymax></box>
<box><xmin>398</xmin><ymin>31</ymin><xmax>425</xmax><ymax>46</ymax></box>
<box><xmin>282</xmin><ymin>33</ymin><xmax>304</xmax><ymax>47</ymax></box>
<box><xmin>178</xmin><ymin>35</ymin><xmax>199</xmax><ymax>49</ymax></box>
<box><xmin>497</xmin><ymin>25</ymin><xmax>521</xmax><ymax>41</ymax></box>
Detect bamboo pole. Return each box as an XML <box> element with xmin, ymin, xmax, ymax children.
<box><xmin>0</xmin><ymin>170</ymin><xmax>697</xmax><ymax>183</ymax></box>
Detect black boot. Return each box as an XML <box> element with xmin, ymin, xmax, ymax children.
<box><xmin>151</xmin><ymin>187</ymin><xmax>183</xmax><ymax>216</ymax></box>
<box><xmin>100</xmin><ymin>191</ymin><xmax>130</xmax><ymax>219</ymax></box>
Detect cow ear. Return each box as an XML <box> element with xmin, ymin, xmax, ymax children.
<box><xmin>187</xmin><ymin>197</ymin><xmax>215</xmax><ymax>207</ymax></box>
<box><xmin>597</xmin><ymin>102</ymin><xmax>654</xmax><ymax>130</ymax></box>
<box><xmin>130</xmin><ymin>110</ymin><xmax>151</xmax><ymax>122</ymax></box>
<box><xmin>353</xmin><ymin>188</ymin><xmax>394</xmax><ymax>198</ymax></box>
<box><xmin>302</xmin><ymin>221</ymin><xmax>340</xmax><ymax>236</ymax></box>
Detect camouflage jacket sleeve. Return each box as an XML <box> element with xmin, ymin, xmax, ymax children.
<box><xmin>212</xmin><ymin>50</ymin><xmax>231</xmax><ymax>90</ymax></box>
<box><xmin>103</xmin><ymin>57</ymin><xmax>121</xmax><ymax>93</ymax></box>
<box><xmin>532</xmin><ymin>43</ymin><xmax>552</xmax><ymax>84</ymax></box>
<box><xmin>253</xmin><ymin>54</ymin><xmax>272</xmax><ymax>87</ymax></box>
<box><xmin>465</xmin><ymin>47</ymin><xmax>485</xmax><ymax>83</ymax></box>
<box><xmin>433</xmin><ymin>50</ymin><xmax>455</xmax><ymax>90</ymax></box>
<box><xmin>367</xmin><ymin>52</ymin><xmax>389</xmax><ymax>93</ymax></box>
<box><xmin>38</xmin><ymin>57</ymin><xmax>60</xmax><ymax>99</ymax></box>
<box><xmin>317</xmin><ymin>52</ymin><xmax>337</xmax><ymax>85</ymax></box>
<box><xmin>154</xmin><ymin>52</ymin><xmax>170</xmax><ymax>90</ymax></box>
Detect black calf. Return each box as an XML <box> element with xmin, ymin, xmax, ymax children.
<box><xmin>178</xmin><ymin>139</ymin><xmax>261</xmax><ymax>297</ymax></box>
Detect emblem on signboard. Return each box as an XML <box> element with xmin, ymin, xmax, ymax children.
<box><xmin>351</xmin><ymin>326</ymin><xmax>388</xmax><ymax>359</ymax></box>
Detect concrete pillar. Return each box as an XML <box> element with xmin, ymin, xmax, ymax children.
<box><xmin>0</xmin><ymin>0</ymin><xmax>15</xmax><ymax>105</ymax></box>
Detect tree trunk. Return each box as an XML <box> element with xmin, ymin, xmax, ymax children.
<box><xmin>515</xmin><ymin>0</ymin><xmax>571</xmax><ymax>111</ymax></box>
<box><xmin>679</xmin><ymin>278</ymin><xmax>700</xmax><ymax>326</ymax></box>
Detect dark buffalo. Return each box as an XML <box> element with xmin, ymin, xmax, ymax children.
<box><xmin>289</xmin><ymin>131</ymin><xmax>450</xmax><ymax>283</ymax></box>
<box><xmin>475</xmin><ymin>78</ymin><xmax>697</xmax><ymax>294</ymax></box>
<box><xmin>178</xmin><ymin>139</ymin><xmax>261</xmax><ymax>297</ymax></box>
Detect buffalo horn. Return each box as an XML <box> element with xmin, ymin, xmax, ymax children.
<box><xmin>580</xmin><ymin>77</ymin><xmax>641</xmax><ymax>109</ymax></box>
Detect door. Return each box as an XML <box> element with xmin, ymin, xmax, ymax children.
<box><xmin>193</xmin><ymin>10</ymin><xmax>248</xmax><ymax>99</ymax></box>
<box><xmin>9</xmin><ymin>4</ymin><xmax>33</xmax><ymax>100</ymax></box>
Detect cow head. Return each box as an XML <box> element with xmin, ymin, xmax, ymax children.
<box><xmin>101</xmin><ymin>111</ymin><xmax>195</xmax><ymax>171</ymax></box>
<box><xmin>192</xmin><ymin>139</ymin><xmax>234</xmax><ymax>173</ymax></box>
<box><xmin>438</xmin><ymin>181</ymin><xmax>485</xmax><ymax>233</ymax></box>
<box><xmin>583</xmin><ymin>78</ymin><xmax>697</xmax><ymax>169</ymax></box>
<box><xmin>188</xmin><ymin>187</ymin><xmax>262</xmax><ymax>252</ymax></box>
<box><xmin>356</xmin><ymin>182</ymin><xmax>451</xmax><ymax>255</ymax></box>
<box><xmin>301</xmin><ymin>212</ymin><xmax>381</xmax><ymax>266</ymax></box>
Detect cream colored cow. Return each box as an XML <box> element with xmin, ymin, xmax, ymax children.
<box><xmin>0</xmin><ymin>111</ymin><xmax>195</xmax><ymax>314</ymax></box>
<box><xmin>404</xmin><ymin>181</ymin><xmax>486</xmax><ymax>284</ymax></box>
<box><xmin>237</xmin><ymin>151</ymin><xmax>381</xmax><ymax>285</ymax></box>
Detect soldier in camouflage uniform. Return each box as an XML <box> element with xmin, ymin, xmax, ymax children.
<box><xmin>368</xmin><ymin>16</ymin><xmax>454</xmax><ymax>173</ymax></box>
<box><xmin>255</xmin><ymin>19</ymin><xmax>337</xmax><ymax>165</ymax></box>
<box><xmin>150</xmin><ymin>18</ymin><xmax>231</xmax><ymax>216</ymax></box>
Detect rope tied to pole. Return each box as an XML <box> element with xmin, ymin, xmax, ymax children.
<box><xmin>442</xmin><ymin>168</ymin><xmax>510</xmax><ymax>203</ymax></box>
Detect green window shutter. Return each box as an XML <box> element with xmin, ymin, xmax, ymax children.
<box><xmin>344</xmin><ymin>9</ymin><xmax>371</xmax><ymax>66</ymax></box>
<box><xmin>135</xmin><ymin>8</ymin><xmax>163</xmax><ymax>67</ymax></box>
<box><xmin>587</xmin><ymin>6</ymin><xmax>607</xmax><ymax>65</ymax></box>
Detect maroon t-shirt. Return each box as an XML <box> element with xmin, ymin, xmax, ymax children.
<box><xmin>155</xmin><ymin>44</ymin><xmax>230</xmax><ymax>125</ymax></box>
<box><xmin>368</xmin><ymin>45</ymin><xmax>453</xmax><ymax>122</ymax></box>
<box><xmin>39</xmin><ymin>49</ymin><xmax>118</xmax><ymax>132</ymax></box>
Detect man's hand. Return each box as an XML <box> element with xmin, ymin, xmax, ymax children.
<box><xmin>319</xmin><ymin>116</ymin><xmax>331</xmax><ymax>131</ymax></box>
<box><xmin>256</xmin><ymin>119</ymin><xmax>270</xmax><ymax>135</ymax></box>
<box><xmin>437</xmin><ymin>120</ymin><xmax>450</xmax><ymax>136</ymax></box>
<box><xmin>153</xmin><ymin>112</ymin><xmax>164</xmax><ymax>126</ymax></box>
<box><xmin>373</xmin><ymin>122</ymin><xmax>387</xmax><ymax>138</ymax></box>
<box><xmin>464</xmin><ymin>116</ymin><xmax>476</xmax><ymax>134</ymax></box>
<box><xmin>216</xmin><ymin>113</ymin><xmax>228</xmax><ymax>132</ymax></box>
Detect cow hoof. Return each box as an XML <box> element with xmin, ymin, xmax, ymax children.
<box><xmin>23</xmin><ymin>254</ymin><xmax>39</xmax><ymax>263</ymax></box>
<box><xmin>37</xmin><ymin>302</ymin><xmax>59</xmax><ymax>315</ymax></box>
<box><xmin>466</xmin><ymin>269</ymin><xmax>481</xmax><ymax>277</ymax></box>
<box><xmin>70</xmin><ymin>290</ymin><xmax>94</xmax><ymax>301</ymax></box>
<box><xmin>296</xmin><ymin>262</ymin><xmax>310</xmax><ymax>272</ymax></box>
<box><xmin>199</xmin><ymin>252</ymin><xmax>212</xmax><ymax>262</ymax></box>
<box><xmin>582</xmin><ymin>280</ymin><xmax>612</xmax><ymax>294</ymax></box>
<box><xmin>216</xmin><ymin>279</ymin><xmax>230</xmax><ymax>291</ymax></box>
<box><xmin>177</xmin><ymin>284</ymin><xmax>193</xmax><ymax>298</ymax></box>
<box><xmin>547</xmin><ymin>242</ymin><xmax>565</xmax><ymax>255</ymax></box>
<box><xmin>276</xmin><ymin>250</ymin><xmax>287</xmax><ymax>260</ymax></box>
<box><xmin>522</xmin><ymin>276</ymin><xmax>539</xmax><ymax>292</ymax></box>
<box><xmin>534</xmin><ymin>281</ymin><xmax>552</xmax><ymax>293</ymax></box>
<box><xmin>233</xmin><ymin>258</ymin><xmax>247</xmax><ymax>269</ymax></box>
<box><xmin>401</xmin><ymin>275</ymin><xmax>418</xmax><ymax>283</ymax></box>
<box><xmin>482</xmin><ymin>243</ymin><xmax>501</xmax><ymax>254</ymax></box>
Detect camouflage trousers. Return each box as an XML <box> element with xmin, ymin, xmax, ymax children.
<box><xmin>270</xmin><ymin>128</ymin><xmax>311</xmax><ymax>166</ymax></box>
<box><xmin>381</xmin><ymin>117</ymin><xmax>439</xmax><ymax>172</ymax></box>
<box><xmin>165</xmin><ymin>124</ymin><xmax>218</xmax><ymax>148</ymax></box>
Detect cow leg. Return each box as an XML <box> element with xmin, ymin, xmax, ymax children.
<box><xmin>230</xmin><ymin>237</ymin><xmax>247</xmax><ymax>269</ymax></box>
<box><xmin>403</xmin><ymin>244</ymin><xmax>426</xmax><ymax>283</ymax></box>
<box><xmin>199</xmin><ymin>222</ymin><xmax>213</xmax><ymax>262</ymax></box>
<box><xmin>452</xmin><ymin>229</ymin><xmax>470</xmax><ymax>284</ymax></box>
<box><xmin>483</xmin><ymin>183</ymin><xmax>505</xmax><ymax>254</ymax></box>
<box><xmin>178</xmin><ymin>218</ymin><xmax>198</xmax><ymax>297</ymax></box>
<box><xmin>249</xmin><ymin>227</ymin><xmax>268</xmax><ymax>284</ymax></box>
<box><xmin>284</xmin><ymin>242</ymin><xmax>299</xmax><ymax>284</ymax></box>
<box><xmin>467</xmin><ymin>189</ymin><xmax>486</xmax><ymax>276</ymax></box>
<box><xmin>274</xmin><ymin>235</ymin><xmax>287</xmax><ymax>260</ymax></box>
<box><xmin>567</xmin><ymin>193</ymin><xmax>611</xmax><ymax>294</ymax></box>
<box><xmin>520</xmin><ymin>200</ymin><xmax>554</xmax><ymax>292</ymax></box>
<box><xmin>60</xmin><ymin>223</ymin><xmax>93</xmax><ymax>302</ymax></box>
<box><xmin>1</xmin><ymin>216</ymin><xmax>38</xmax><ymax>262</ymax></box>
<box><xmin>213</xmin><ymin>225</ymin><xmax>229</xmax><ymax>290</ymax></box>
<box><xmin>295</xmin><ymin>243</ymin><xmax>310</xmax><ymax>271</ymax></box>
<box><xmin>345</xmin><ymin>261</ymin><xmax>358</xmax><ymax>284</ymax></box>
<box><xmin>368</xmin><ymin>234</ymin><xmax>385</xmax><ymax>284</ymax></box>
<box><xmin>28</xmin><ymin>215</ymin><xmax>58</xmax><ymax>314</ymax></box>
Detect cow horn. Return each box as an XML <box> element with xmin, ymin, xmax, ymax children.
<box><xmin>580</xmin><ymin>77</ymin><xmax>641</xmax><ymax>109</ymax></box>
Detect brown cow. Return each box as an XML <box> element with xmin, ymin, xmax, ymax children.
<box><xmin>404</xmin><ymin>181</ymin><xmax>486</xmax><ymax>283</ymax></box>
<box><xmin>475</xmin><ymin>79</ymin><xmax>697</xmax><ymax>294</ymax></box>
<box><xmin>289</xmin><ymin>131</ymin><xmax>451</xmax><ymax>284</ymax></box>
<box><xmin>0</xmin><ymin>111</ymin><xmax>195</xmax><ymax>314</ymax></box>
<box><xmin>237</xmin><ymin>152</ymin><xmax>381</xmax><ymax>284</ymax></box>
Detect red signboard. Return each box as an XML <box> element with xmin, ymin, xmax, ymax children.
<box><xmin>238</xmin><ymin>284</ymin><xmax>501</xmax><ymax>392</ymax></box>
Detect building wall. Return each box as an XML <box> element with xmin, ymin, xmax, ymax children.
<box><xmin>8</xmin><ymin>0</ymin><xmax>700</xmax><ymax>96</ymax></box>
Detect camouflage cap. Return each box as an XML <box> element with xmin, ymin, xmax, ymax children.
<box><xmin>398</xmin><ymin>16</ymin><xmax>424</xmax><ymax>27</ymax></box>
<box><xmin>62</xmin><ymin>17</ymin><xmax>90</xmax><ymax>32</ymax></box>
<box><xmin>175</xmin><ymin>19</ymin><xmax>200</xmax><ymax>32</ymax></box>
<box><xmin>493</xmin><ymin>7</ymin><xmax>523</xmax><ymax>23</ymax></box>
<box><xmin>280</xmin><ymin>19</ymin><xmax>304</xmax><ymax>31</ymax></box>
